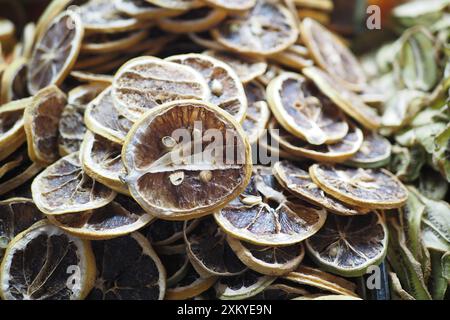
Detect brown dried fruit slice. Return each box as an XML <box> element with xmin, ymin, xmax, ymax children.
<box><xmin>267</xmin><ymin>72</ymin><xmax>348</xmax><ymax>145</ymax></box>
<box><xmin>242</xmin><ymin>81</ymin><xmax>270</xmax><ymax>145</ymax></box>
<box><xmin>303</xmin><ymin>67</ymin><xmax>381</xmax><ymax>130</ymax></box>
<box><xmin>70</xmin><ymin>71</ymin><xmax>113</xmax><ymax>85</ymax></box>
<box><xmin>47</xmin><ymin>194</ymin><xmax>154</xmax><ymax>240</ymax></box>
<box><xmin>112</xmin><ymin>56</ymin><xmax>210</xmax><ymax>120</ymax></box>
<box><xmin>159</xmin><ymin>7</ymin><xmax>227</xmax><ymax>34</ymax></box>
<box><xmin>309</xmin><ymin>164</ymin><xmax>408</xmax><ymax>209</ymax></box>
<box><xmin>0</xmin><ymin>220</ymin><xmax>96</xmax><ymax>300</ymax></box>
<box><xmin>212</xmin><ymin>0</ymin><xmax>298</xmax><ymax>56</ymax></box>
<box><xmin>184</xmin><ymin>216</ymin><xmax>247</xmax><ymax>277</ymax></box>
<box><xmin>31</xmin><ymin>152</ymin><xmax>116</xmax><ymax>215</ymax></box>
<box><xmin>1</xmin><ymin>57</ymin><xmax>29</xmax><ymax>103</ymax></box>
<box><xmin>143</xmin><ymin>219</ymin><xmax>199</xmax><ymax>246</ymax></box>
<box><xmin>204</xmin><ymin>0</ymin><xmax>256</xmax><ymax>11</ymax></box>
<box><xmin>34</xmin><ymin>0</ymin><xmax>72</xmax><ymax>43</ymax></box>
<box><xmin>0</xmin><ymin>151</ymin><xmax>23</xmax><ymax>180</ymax></box>
<box><xmin>81</xmin><ymin>30</ymin><xmax>149</xmax><ymax>54</ymax></box>
<box><xmin>273</xmin><ymin>160</ymin><xmax>368</xmax><ymax>216</ymax></box>
<box><xmin>115</xmin><ymin>0</ymin><xmax>184</xmax><ymax>19</ymax></box>
<box><xmin>80</xmin><ymin>130</ymin><xmax>128</xmax><ymax>194</ymax></box>
<box><xmin>166</xmin><ymin>53</ymin><xmax>247</xmax><ymax>123</ymax></box>
<box><xmin>305</xmin><ymin>212</ymin><xmax>387</xmax><ymax>277</ymax></box>
<box><xmin>227</xmin><ymin>235</ymin><xmax>304</xmax><ymax>276</ymax></box>
<box><xmin>215</xmin><ymin>269</ymin><xmax>275</xmax><ymax>299</ymax></box>
<box><xmin>87</xmin><ymin>232</ymin><xmax>166</xmax><ymax>300</ymax></box>
<box><xmin>269</xmin><ymin>119</ymin><xmax>363</xmax><ymax>163</ymax></box>
<box><xmin>122</xmin><ymin>100</ymin><xmax>252</xmax><ymax>220</ymax></box>
<box><xmin>27</xmin><ymin>11</ymin><xmax>83</xmax><ymax>94</ymax></box>
<box><xmin>345</xmin><ymin>131</ymin><xmax>392</xmax><ymax>169</ymax></box>
<box><xmin>214</xmin><ymin>167</ymin><xmax>326</xmax><ymax>246</ymax></box>
<box><xmin>156</xmin><ymin>243</ymin><xmax>189</xmax><ymax>287</ymax></box>
<box><xmin>268</xmin><ymin>45</ymin><xmax>314</xmax><ymax>71</ymax></box>
<box><xmin>24</xmin><ymin>85</ymin><xmax>67</xmax><ymax>165</ymax></box>
<box><xmin>300</xmin><ymin>18</ymin><xmax>366</xmax><ymax>91</ymax></box>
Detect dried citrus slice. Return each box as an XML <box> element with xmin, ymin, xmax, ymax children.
<box><xmin>0</xmin><ymin>150</ymin><xmax>24</xmax><ymax>180</ymax></box>
<box><xmin>0</xmin><ymin>220</ymin><xmax>96</xmax><ymax>300</ymax></box>
<box><xmin>81</xmin><ymin>30</ymin><xmax>149</xmax><ymax>54</ymax></box>
<box><xmin>122</xmin><ymin>100</ymin><xmax>252</xmax><ymax>220</ymax></box>
<box><xmin>267</xmin><ymin>72</ymin><xmax>348</xmax><ymax>145</ymax></box>
<box><xmin>309</xmin><ymin>164</ymin><xmax>408</xmax><ymax>209</ymax></box>
<box><xmin>0</xmin><ymin>198</ymin><xmax>45</xmax><ymax>258</ymax></box>
<box><xmin>165</xmin><ymin>262</ymin><xmax>217</xmax><ymax>300</ymax></box>
<box><xmin>58</xmin><ymin>84</ymin><xmax>106</xmax><ymax>156</ymax></box>
<box><xmin>257</xmin><ymin>131</ymin><xmax>298</xmax><ymax>162</ymax></box>
<box><xmin>159</xmin><ymin>7</ymin><xmax>227</xmax><ymax>33</ymax></box>
<box><xmin>215</xmin><ymin>167</ymin><xmax>327</xmax><ymax>246</ymax></box>
<box><xmin>303</xmin><ymin>67</ymin><xmax>381</xmax><ymax>130</ymax></box>
<box><xmin>215</xmin><ymin>269</ymin><xmax>276</xmax><ymax>300</ymax></box>
<box><xmin>283</xmin><ymin>265</ymin><xmax>359</xmax><ymax>297</ymax></box>
<box><xmin>273</xmin><ymin>160</ymin><xmax>368</xmax><ymax>216</ymax></box>
<box><xmin>305</xmin><ymin>212</ymin><xmax>387</xmax><ymax>277</ymax></box>
<box><xmin>345</xmin><ymin>131</ymin><xmax>392</xmax><ymax>169</ymax></box>
<box><xmin>269</xmin><ymin>119</ymin><xmax>363</xmax><ymax>163</ymax></box>
<box><xmin>147</xmin><ymin>0</ymin><xmax>203</xmax><ymax>10</ymax></box>
<box><xmin>84</xmin><ymin>87</ymin><xmax>134</xmax><ymax>144</ymax></box>
<box><xmin>143</xmin><ymin>219</ymin><xmax>199</xmax><ymax>246</ymax></box>
<box><xmin>227</xmin><ymin>235</ymin><xmax>304</xmax><ymax>276</ymax></box>
<box><xmin>156</xmin><ymin>243</ymin><xmax>189</xmax><ymax>287</ymax></box>
<box><xmin>204</xmin><ymin>0</ymin><xmax>256</xmax><ymax>11</ymax></box>
<box><xmin>1</xmin><ymin>57</ymin><xmax>29</xmax><ymax>103</ymax></box>
<box><xmin>184</xmin><ymin>216</ymin><xmax>247</xmax><ymax>277</ymax></box>
<box><xmin>18</xmin><ymin>22</ymin><xmax>35</xmax><ymax>59</ymax></box>
<box><xmin>268</xmin><ymin>45</ymin><xmax>314</xmax><ymax>71</ymax></box>
<box><xmin>166</xmin><ymin>53</ymin><xmax>247</xmax><ymax>122</ymax></box>
<box><xmin>251</xmin><ymin>283</ymin><xmax>310</xmax><ymax>299</ymax></box>
<box><xmin>80</xmin><ymin>131</ymin><xmax>128</xmax><ymax>194</ymax></box>
<box><xmin>47</xmin><ymin>194</ymin><xmax>154</xmax><ymax>240</ymax></box>
<box><xmin>24</xmin><ymin>85</ymin><xmax>67</xmax><ymax>165</ymax></box>
<box><xmin>257</xmin><ymin>64</ymin><xmax>283</xmax><ymax>86</ymax></box>
<box><xmin>0</xmin><ymin>19</ymin><xmax>15</xmax><ymax>42</ymax></box>
<box><xmin>27</xmin><ymin>11</ymin><xmax>83</xmax><ymax>94</ymax></box>
<box><xmin>242</xmin><ymin>81</ymin><xmax>270</xmax><ymax>145</ymax></box>
<box><xmin>34</xmin><ymin>0</ymin><xmax>72</xmax><ymax>42</ymax></box>
<box><xmin>31</xmin><ymin>152</ymin><xmax>116</xmax><ymax>215</ymax></box>
<box><xmin>300</xmin><ymin>18</ymin><xmax>366</xmax><ymax>91</ymax></box>
<box><xmin>115</xmin><ymin>0</ymin><xmax>184</xmax><ymax>19</ymax></box>
<box><xmin>87</xmin><ymin>232</ymin><xmax>166</xmax><ymax>300</ymax></box>
<box><xmin>293</xmin><ymin>294</ymin><xmax>361</xmax><ymax>300</ymax></box>
<box><xmin>189</xmin><ymin>31</ymin><xmax>228</xmax><ymax>51</ymax></box>
<box><xmin>112</xmin><ymin>56</ymin><xmax>210</xmax><ymax>120</ymax></box>
<box><xmin>70</xmin><ymin>71</ymin><xmax>113</xmax><ymax>85</ymax></box>
<box><xmin>212</xmin><ymin>0</ymin><xmax>298</xmax><ymax>56</ymax></box>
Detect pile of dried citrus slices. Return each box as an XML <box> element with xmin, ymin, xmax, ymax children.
<box><xmin>0</xmin><ymin>0</ymin><xmax>442</xmax><ymax>301</ymax></box>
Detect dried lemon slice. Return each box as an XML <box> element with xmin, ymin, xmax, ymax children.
<box><xmin>81</xmin><ymin>30</ymin><xmax>149</xmax><ymax>54</ymax></box>
<box><xmin>34</xmin><ymin>0</ymin><xmax>72</xmax><ymax>42</ymax></box>
<box><xmin>269</xmin><ymin>119</ymin><xmax>363</xmax><ymax>163</ymax></box>
<box><xmin>122</xmin><ymin>100</ymin><xmax>252</xmax><ymax>220</ymax></box>
<box><xmin>24</xmin><ymin>85</ymin><xmax>67</xmax><ymax>165</ymax></box>
<box><xmin>47</xmin><ymin>194</ymin><xmax>154</xmax><ymax>240</ymax></box>
<box><xmin>166</xmin><ymin>53</ymin><xmax>247</xmax><ymax>123</ymax></box>
<box><xmin>267</xmin><ymin>72</ymin><xmax>348</xmax><ymax>145</ymax></box>
<box><xmin>31</xmin><ymin>152</ymin><xmax>116</xmax><ymax>215</ymax></box>
<box><xmin>0</xmin><ymin>220</ymin><xmax>96</xmax><ymax>300</ymax></box>
<box><xmin>252</xmin><ymin>283</ymin><xmax>310</xmax><ymax>299</ymax></box>
<box><xmin>184</xmin><ymin>216</ymin><xmax>247</xmax><ymax>277</ymax></box>
<box><xmin>273</xmin><ymin>160</ymin><xmax>368</xmax><ymax>216</ymax></box>
<box><xmin>115</xmin><ymin>0</ymin><xmax>184</xmax><ymax>19</ymax></box>
<box><xmin>205</xmin><ymin>0</ymin><xmax>256</xmax><ymax>11</ymax></box>
<box><xmin>70</xmin><ymin>71</ymin><xmax>113</xmax><ymax>85</ymax></box>
<box><xmin>268</xmin><ymin>45</ymin><xmax>314</xmax><ymax>71</ymax></box>
<box><xmin>303</xmin><ymin>67</ymin><xmax>381</xmax><ymax>130</ymax></box>
<box><xmin>87</xmin><ymin>232</ymin><xmax>166</xmax><ymax>300</ymax></box>
<box><xmin>212</xmin><ymin>0</ymin><xmax>298</xmax><ymax>56</ymax></box>
<box><xmin>305</xmin><ymin>212</ymin><xmax>387</xmax><ymax>277</ymax></box>
<box><xmin>189</xmin><ymin>31</ymin><xmax>228</xmax><ymax>51</ymax></box>
<box><xmin>309</xmin><ymin>164</ymin><xmax>408</xmax><ymax>209</ymax></box>
<box><xmin>300</xmin><ymin>18</ymin><xmax>366</xmax><ymax>91</ymax></box>
<box><xmin>1</xmin><ymin>57</ymin><xmax>29</xmax><ymax>103</ymax></box>
<box><xmin>27</xmin><ymin>11</ymin><xmax>83</xmax><ymax>94</ymax></box>
<box><xmin>143</xmin><ymin>219</ymin><xmax>199</xmax><ymax>246</ymax></box>
<box><xmin>159</xmin><ymin>7</ymin><xmax>227</xmax><ymax>34</ymax></box>
<box><xmin>242</xmin><ymin>81</ymin><xmax>270</xmax><ymax>145</ymax></box>
<box><xmin>85</xmin><ymin>87</ymin><xmax>134</xmax><ymax>144</ymax></box>
<box><xmin>215</xmin><ymin>167</ymin><xmax>326</xmax><ymax>246</ymax></box>
<box><xmin>147</xmin><ymin>0</ymin><xmax>203</xmax><ymax>10</ymax></box>
<box><xmin>0</xmin><ymin>149</ymin><xmax>24</xmax><ymax>180</ymax></box>
<box><xmin>112</xmin><ymin>56</ymin><xmax>210</xmax><ymax>120</ymax></box>
<box><xmin>345</xmin><ymin>131</ymin><xmax>392</xmax><ymax>169</ymax></box>
<box><xmin>156</xmin><ymin>243</ymin><xmax>189</xmax><ymax>287</ymax></box>
<box><xmin>227</xmin><ymin>235</ymin><xmax>304</xmax><ymax>276</ymax></box>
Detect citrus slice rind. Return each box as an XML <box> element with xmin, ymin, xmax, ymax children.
<box><xmin>267</xmin><ymin>72</ymin><xmax>348</xmax><ymax>145</ymax></box>
<box><xmin>252</xmin><ymin>283</ymin><xmax>310</xmax><ymax>299</ymax></box>
<box><xmin>70</xmin><ymin>71</ymin><xmax>113</xmax><ymax>85</ymax></box>
<box><xmin>115</xmin><ymin>0</ymin><xmax>184</xmax><ymax>19</ymax></box>
<box><xmin>309</xmin><ymin>164</ymin><xmax>408</xmax><ymax>209</ymax></box>
<box><xmin>204</xmin><ymin>0</ymin><xmax>256</xmax><ymax>11</ymax></box>
<box><xmin>122</xmin><ymin>99</ymin><xmax>252</xmax><ymax>220</ymax></box>
<box><xmin>147</xmin><ymin>0</ymin><xmax>203</xmax><ymax>10</ymax></box>
<box><xmin>0</xmin><ymin>57</ymin><xmax>29</xmax><ymax>104</ymax></box>
<box><xmin>143</xmin><ymin>219</ymin><xmax>199</xmax><ymax>246</ymax></box>
<box><xmin>111</xmin><ymin>56</ymin><xmax>210</xmax><ymax>121</ymax></box>
<box><xmin>0</xmin><ymin>220</ymin><xmax>96</xmax><ymax>300</ymax></box>
<box><xmin>242</xmin><ymin>81</ymin><xmax>270</xmax><ymax>145</ymax></box>
<box><xmin>81</xmin><ymin>30</ymin><xmax>150</xmax><ymax>55</ymax></box>
<box><xmin>31</xmin><ymin>152</ymin><xmax>116</xmax><ymax>215</ymax></box>
<box><xmin>227</xmin><ymin>235</ymin><xmax>304</xmax><ymax>276</ymax></box>
<box><xmin>159</xmin><ymin>7</ymin><xmax>227</xmax><ymax>34</ymax></box>
<box><xmin>305</xmin><ymin>212</ymin><xmax>388</xmax><ymax>277</ymax></box>
<box><xmin>156</xmin><ymin>243</ymin><xmax>189</xmax><ymax>287</ymax></box>
<box><xmin>345</xmin><ymin>131</ymin><xmax>392</xmax><ymax>168</ymax></box>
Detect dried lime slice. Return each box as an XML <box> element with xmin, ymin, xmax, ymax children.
<box><xmin>143</xmin><ymin>219</ymin><xmax>199</xmax><ymax>246</ymax></box>
<box><xmin>303</xmin><ymin>67</ymin><xmax>381</xmax><ymax>130</ymax></box>
<box><xmin>212</xmin><ymin>0</ymin><xmax>298</xmax><ymax>56</ymax></box>
<box><xmin>47</xmin><ymin>194</ymin><xmax>154</xmax><ymax>240</ymax></box>
<box><xmin>300</xmin><ymin>18</ymin><xmax>366</xmax><ymax>91</ymax></box>
<box><xmin>204</xmin><ymin>0</ymin><xmax>256</xmax><ymax>11</ymax></box>
<box><xmin>81</xmin><ymin>30</ymin><xmax>149</xmax><ymax>54</ymax></box>
<box><xmin>309</xmin><ymin>164</ymin><xmax>408</xmax><ymax>209</ymax></box>
<box><xmin>112</xmin><ymin>56</ymin><xmax>210</xmax><ymax>120</ymax></box>
<box><xmin>184</xmin><ymin>216</ymin><xmax>247</xmax><ymax>277</ymax></box>
<box><xmin>27</xmin><ymin>11</ymin><xmax>83</xmax><ymax>94</ymax></box>
<box><xmin>31</xmin><ymin>152</ymin><xmax>116</xmax><ymax>215</ymax></box>
<box><xmin>80</xmin><ymin>130</ymin><xmax>128</xmax><ymax>194</ymax></box>
<box><xmin>166</xmin><ymin>53</ymin><xmax>247</xmax><ymax>123</ymax></box>
<box><xmin>267</xmin><ymin>72</ymin><xmax>348</xmax><ymax>145</ymax></box>
<box><xmin>305</xmin><ymin>212</ymin><xmax>387</xmax><ymax>277</ymax></box>
<box><xmin>24</xmin><ymin>85</ymin><xmax>67</xmax><ymax>165</ymax></box>
<box><xmin>87</xmin><ymin>232</ymin><xmax>166</xmax><ymax>300</ymax></box>
<box><xmin>1</xmin><ymin>57</ymin><xmax>29</xmax><ymax>103</ymax></box>
<box><xmin>273</xmin><ymin>160</ymin><xmax>368</xmax><ymax>216</ymax></box>
<box><xmin>242</xmin><ymin>81</ymin><xmax>270</xmax><ymax>145</ymax></box>
<box><xmin>159</xmin><ymin>7</ymin><xmax>227</xmax><ymax>34</ymax></box>
<box><xmin>115</xmin><ymin>0</ymin><xmax>184</xmax><ymax>19</ymax></box>
<box><xmin>122</xmin><ymin>100</ymin><xmax>252</xmax><ymax>220</ymax></box>
<box><xmin>227</xmin><ymin>235</ymin><xmax>304</xmax><ymax>276</ymax></box>
<box><xmin>0</xmin><ymin>220</ymin><xmax>96</xmax><ymax>300</ymax></box>
<box><xmin>345</xmin><ymin>131</ymin><xmax>392</xmax><ymax>168</ymax></box>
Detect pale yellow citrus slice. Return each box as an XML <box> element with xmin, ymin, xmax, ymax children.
<box><xmin>146</xmin><ymin>0</ymin><xmax>203</xmax><ymax>10</ymax></box>
<box><xmin>70</xmin><ymin>71</ymin><xmax>113</xmax><ymax>85</ymax></box>
<box><xmin>81</xmin><ymin>30</ymin><xmax>150</xmax><ymax>54</ymax></box>
<box><xmin>345</xmin><ymin>131</ymin><xmax>392</xmax><ymax>169</ymax></box>
<box><xmin>159</xmin><ymin>7</ymin><xmax>227</xmax><ymax>34</ymax></box>
<box><xmin>242</xmin><ymin>81</ymin><xmax>270</xmax><ymax>145</ymax></box>
<box><xmin>1</xmin><ymin>57</ymin><xmax>29</xmax><ymax>104</ymax></box>
<box><xmin>204</xmin><ymin>0</ymin><xmax>256</xmax><ymax>11</ymax></box>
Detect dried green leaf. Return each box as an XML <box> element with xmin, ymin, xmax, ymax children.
<box><xmin>429</xmin><ymin>250</ymin><xmax>448</xmax><ymax>299</ymax></box>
